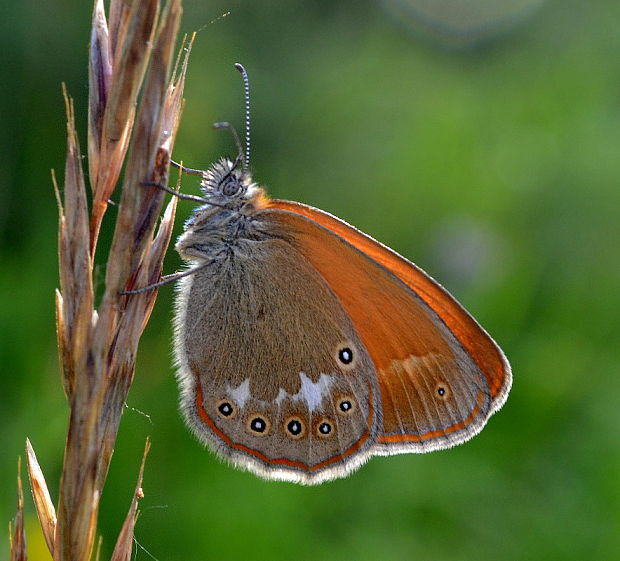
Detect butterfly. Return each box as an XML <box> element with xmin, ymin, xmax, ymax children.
<box><xmin>163</xmin><ymin>64</ymin><xmax>511</xmax><ymax>484</ymax></box>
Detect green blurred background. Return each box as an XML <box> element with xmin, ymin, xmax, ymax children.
<box><xmin>1</xmin><ymin>0</ymin><xmax>619</xmax><ymax>559</ymax></box>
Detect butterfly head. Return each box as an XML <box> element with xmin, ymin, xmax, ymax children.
<box><xmin>199</xmin><ymin>157</ymin><xmax>260</xmax><ymax>208</ymax></box>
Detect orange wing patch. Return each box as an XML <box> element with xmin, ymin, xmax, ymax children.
<box><xmin>261</xmin><ymin>206</ymin><xmax>454</xmax><ymax>371</ymax></box>
<box><xmin>266</xmin><ymin>201</ymin><xmax>510</xmax><ymax>402</ymax></box>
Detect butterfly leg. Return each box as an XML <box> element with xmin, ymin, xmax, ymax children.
<box><xmin>170</xmin><ymin>160</ymin><xmax>206</xmax><ymax>176</ymax></box>
<box><xmin>120</xmin><ymin>260</ymin><xmax>214</xmax><ymax>295</ymax></box>
<box><xmin>141</xmin><ymin>180</ymin><xmax>208</xmax><ymax>204</ymax></box>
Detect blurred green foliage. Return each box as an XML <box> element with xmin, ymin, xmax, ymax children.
<box><xmin>1</xmin><ymin>1</ymin><xmax>619</xmax><ymax>559</ymax></box>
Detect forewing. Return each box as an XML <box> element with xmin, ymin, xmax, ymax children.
<box><xmin>261</xmin><ymin>201</ymin><xmax>511</xmax><ymax>454</ymax></box>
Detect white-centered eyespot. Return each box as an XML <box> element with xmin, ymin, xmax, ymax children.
<box><xmin>316</xmin><ymin>418</ymin><xmax>335</xmax><ymax>438</ymax></box>
<box><xmin>435</xmin><ymin>383</ymin><xmax>451</xmax><ymax>400</ymax></box>
<box><xmin>246</xmin><ymin>414</ymin><xmax>271</xmax><ymax>435</ymax></box>
<box><xmin>216</xmin><ymin>399</ymin><xmax>237</xmax><ymax>419</ymax></box>
<box><xmin>336</xmin><ymin>396</ymin><xmax>356</xmax><ymax>415</ymax></box>
<box><xmin>334</xmin><ymin>341</ymin><xmax>357</xmax><ymax>371</ymax></box>
<box><xmin>284</xmin><ymin>416</ymin><xmax>306</xmax><ymax>439</ymax></box>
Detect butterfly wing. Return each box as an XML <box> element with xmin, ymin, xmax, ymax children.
<box><xmin>260</xmin><ymin>201</ymin><xmax>511</xmax><ymax>454</ymax></box>
<box><xmin>174</xmin><ymin>236</ymin><xmax>382</xmax><ymax>484</ymax></box>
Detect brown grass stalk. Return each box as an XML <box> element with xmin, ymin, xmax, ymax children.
<box><xmin>12</xmin><ymin>0</ymin><xmax>190</xmax><ymax>559</ymax></box>
<box><xmin>9</xmin><ymin>458</ymin><xmax>26</xmax><ymax>561</ymax></box>
<box><xmin>110</xmin><ymin>439</ymin><xmax>151</xmax><ymax>561</ymax></box>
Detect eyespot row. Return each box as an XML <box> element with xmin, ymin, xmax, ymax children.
<box><xmin>215</xmin><ymin>397</ymin><xmax>356</xmax><ymax>438</ymax></box>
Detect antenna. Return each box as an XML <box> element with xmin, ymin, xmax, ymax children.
<box><xmin>212</xmin><ymin>121</ymin><xmax>244</xmax><ymax>159</ymax></box>
<box><xmin>234</xmin><ymin>63</ymin><xmax>251</xmax><ymax>172</ymax></box>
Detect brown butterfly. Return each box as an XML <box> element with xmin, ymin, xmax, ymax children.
<box><xmin>165</xmin><ymin>65</ymin><xmax>510</xmax><ymax>484</ymax></box>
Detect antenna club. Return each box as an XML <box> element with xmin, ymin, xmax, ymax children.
<box><xmin>234</xmin><ymin>62</ymin><xmax>246</xmax><ymax>74</ymax></box>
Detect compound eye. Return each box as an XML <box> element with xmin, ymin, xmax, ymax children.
<box><xmin>221</xmin><ymin>176</ymin><xmax>242</xmax><ymax>196</ymax></box>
